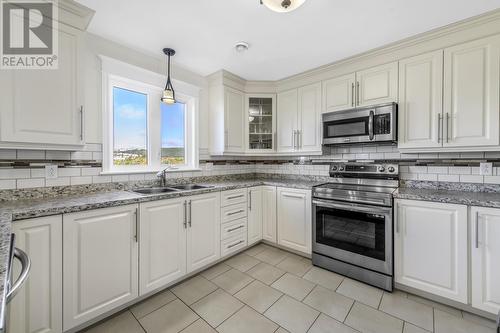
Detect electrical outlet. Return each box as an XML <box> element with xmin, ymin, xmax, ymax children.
<box><xmin>205</xmin><ymin>162</ymin><xmax>214</xmax><ymax>170</ymax></box>
<box><xmin>45</xmin><ymin>165</ymin><xmax>58</xmax><ymax>179</ymax></box>
<box><xmin>480</xmin><ymin>162</ymin><xmax>493</xmax><ymax>176</ymax></box>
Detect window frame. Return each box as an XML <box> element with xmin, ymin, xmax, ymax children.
<box><xmin>101</xmin><ymin>56</ymin><xmax>199</xmax><ymax>174</ymax></box>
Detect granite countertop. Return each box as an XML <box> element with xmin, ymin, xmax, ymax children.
<box><xmin>394</xmin><ymin>187</ymin><xmax>500</xmax><ymax>208</ymax></box>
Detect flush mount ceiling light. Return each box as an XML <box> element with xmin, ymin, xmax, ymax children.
<box><xmin>260</xmin><ymin>0</ymin><xmax>306</xmax><ymax>13</ymax></box>
<box><xmin>161</xmin><ymin>48</ymin><xmax>176</xmax><ymax>104</ymax></box>
<box><xmin>235</xmin><ymin>41</ymin><xmax>249</xmax><ymax>53</ymax></box>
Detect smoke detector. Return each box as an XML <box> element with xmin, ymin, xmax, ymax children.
<box><xmin>260</xmin><ymin>0</ymin><xmax>306</xmax><ymax>13</ymax></box>
<box><xmin>235</xmin><ymin>41</ymin><xmax>249</xmax><ymax>53</ymax></box>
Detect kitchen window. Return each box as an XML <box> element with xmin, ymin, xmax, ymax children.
<box><xmin>101</xmin><ymin>57</ymin><xmax>198</xmax><ymax>174</ymax></box>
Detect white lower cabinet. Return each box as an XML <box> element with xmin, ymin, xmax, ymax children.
<box><xmin>277</xmin><ymin>187</ymin><xmax>312</xmax><ymax>254</ymax></box>
<box><xmin>248</xmin><ymin>186</ymin><xmax>263</xmax><ymax>245</ymax></box>
<box><xmin>262</xmin><ymin>186</ymin><xmax>277</xmax><ymax>243</ymax></box>
<box><xmin>394</xmin><ymin>199</ymin><xmax>468</xmax><ymax>303</ymax></box>
<box><xmin>471</xmin><ymin>206</ymin><xmax>500</xmax><ymax>314</ymax></box>
<box><xmin>139</xmin><ymin>198</ymin><xmax>187</xmax><ymax>296</ymax></box>
<box><xmin>63</xmin><ymin>205</ymin><xmax>139</xmax><ymax>331</ymax></box>
<box><xmin>186</xmin><ymin>192</ymin><xmax>221</xmax><ymax>272</ymax></box>
<box><xmin>9</xmin><ymin>216</ymin><xmax>62</xmax><ymax>333</ymax></box>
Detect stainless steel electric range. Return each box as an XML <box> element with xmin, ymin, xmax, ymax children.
<box><xmin>312</xmin><ymin>163</ymin><xmax>399</xmax><ymax>291</ymax></box>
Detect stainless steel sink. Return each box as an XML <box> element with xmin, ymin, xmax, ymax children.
<box><xmin>168</xmin><ymin>184</ymin><xmax>214</xmax><ymax>190</ymax></box>
<box><xmin>132</xmin><ymin>187</ymin><xmax>180</xmax><ymax>195</ymax></box>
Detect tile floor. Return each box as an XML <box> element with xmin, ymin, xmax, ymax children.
<box><xmin>82</xmin><ymin>243</ymin><xmax>497</xmax><ymax>333</ymax></box>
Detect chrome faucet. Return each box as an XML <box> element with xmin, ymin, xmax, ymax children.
<box><xmin>156</xmin><ymin>165</ymin><xmax>176</xmax><ymax>187</ymax></box>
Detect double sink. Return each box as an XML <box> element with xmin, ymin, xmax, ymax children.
<box><xmin>132</xmin><ymin>184</ymin><xmax>213</xmax><ymax>195</ymax></box>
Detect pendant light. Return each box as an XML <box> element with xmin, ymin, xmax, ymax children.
<box><xmin>161</xmin><ymin>48</ymin><xmax>176</xmax><ymax>104</ymax></box>
<box><xmin>260</xmin><ymin>0</ymin><xmax>306</xmax><ymax>13</ymax></box>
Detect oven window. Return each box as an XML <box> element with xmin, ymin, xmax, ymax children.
<box><xmin>315</xmin><ymin>206</ymin><xmax>386</xmax><ymax>261</ymax></box>
<box><xmin>324</xmin><ymin>117</ymin><xmax>368</xmax><ymax>138</ymax></box>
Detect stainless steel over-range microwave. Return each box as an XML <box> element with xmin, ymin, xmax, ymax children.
<box><xmin>322</xmin><ymin>103</ymin><xmax>397</xmax><ymax>145</ymax></box>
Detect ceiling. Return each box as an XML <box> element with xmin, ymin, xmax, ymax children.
<box><xmin>76</xmin><ymin>0</ymin><xmax>500</xmax><ymax>81</ymax></box>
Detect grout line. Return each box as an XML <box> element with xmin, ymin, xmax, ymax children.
<box><xmin>128</xmin><ymin>309</ymin><xmax>147</xmax><ymax>333</ymax></box>
<box><xmin>305</xmin><ymin>312</ymin><xmax>321</xmax><ymax>333</ymax></box>
<box><xmin>343</xmin><ymin>300</ymin><xmax>356</xmax><ymax>324</ymax></box>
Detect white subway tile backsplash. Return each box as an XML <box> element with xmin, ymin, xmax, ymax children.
<box><xmin>460</xmin><ymin>152</ymin><xmax>484</xmax><ymax>159</ymax></box>
<box><xmin>81</xmin><ymin>167</ymin><xmax>101</xmax><ymax>176</ymax></box>
<box><xmin>71</xmin><ymin>151</ymin><xmax>93</xmax><ymax>160</ymax></box>
<box><xmin>460</xmin><ymin>175</ymin><xmax>484</xmax><ymax>183</ymax></box>
<box><xmin>0</xmin><ymin>180</ymin><xmax>16</xmax><ymax>190</ymax></box>
<box><xmin>409</xmin><ymin>166</ymin><xmax>428</xmax><ymax>173</ymax></box>
<box><xmin>427</xmin><ymin>166</ymin><xmax>448</xmax><ymax>174</ymax></box>
<box><xmin>0</xmin><ymin>150</ymin><xmax>16</xmax><ymax>160</ymax></box>
<box><xmin>438</xmin><ymin>174</ymin><xmax>460</xmax><ymax>182</ymax></box>
<box><xmin>0</xmin><ymin>169</ymin><xmax>30</xmax><ymax>179</ymax></box>
<box><xmin>362</xmin><ymin>146</ymin><xmax>377</xmax><ymax>153</ymax></box>
<box><xmin>30</xmin><ymin>169</ymin><xmax>46</xmax><ymax>178</ymax></box>
<box><xmin>58</xmin><ymin>168</ymin><xmax>81</xmax><ymax>177</ymax></box>
<box><xmin>418</xmin><ymin>153</ymin><xmax>439</xmax><ymax>159</ymax></box>
<box><xmin>376</xmin><ymin>146</ymin><xmax>395</xmax><ymax>153</ymax></box>
<box><xmin>45</xmin><ymin>151</ymin><xmax>71</xmax><ymax>160</ymax></box>
<box><xmin>17</xmin><ymin>178</ymin><xmax>45</xmax><ymax>189</ymax></box>
<box><xmin>438</xmin><ymin>152</ymin><xmax>461</xmax><ymax>159</ymax></box>
<box><xmin>70</xmin><ymin>176</ymin><xmax>92</xmax><ymax>185</ymax></box>
<box><xmin>369</xmin><ymin>153</ymin><xmax>385</xmax><ymax>160</ymax></box>
<box><xmin>355</xmin><ymin>154</ymin><xmax>370</xmax><ymax>160</ymax></box>
<box><xmin>418</xmin><ymin>174</ymin><xmax>437</xmax><ymax>181</ymax></box>
<box><xmin>112</xmin><ymin>175</ymin><xmax>129</xmax><ymax>182</ymax></box>
<box><xmin>17</xmin><ymin>150</ymin><xmax>45</xmax><ymax>160</ymax></box>
<box><xmin>484</xmin><ymin>176</ymin><xmax>500</xmax><ymax>184</ymax></box>
<box><xmin>401</xmin><ymin>173</ymin><xmax>418</xmax><ymax>180</ymax></box>
<box><xmin>46</xmin><ymin>177</ymin><xmax>71</xmax><ymax>187</ymax></box>
<box><xmin>92</xmin><ymin>175</ymin><xmax>111</xmax><ymax>184</ymax></box>
<box><xmin>384</xmin><ymin>153</ymin><xmax>401</xmax><ymax>159</ymax></box>
<box><xmin>448</xmin><ymin>166</ymin><xmax>471</xmax><ymax>175</ymax></box>
<box><xmin>129</xmin><ymin>174</ymin><xmax>145</xmax><ymax>181</ymax></box>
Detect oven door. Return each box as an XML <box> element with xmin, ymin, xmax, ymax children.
<box><xmin>312</xmin><ymin>199</ymin><xmax>393</xmax><ymax>275</ymax></box>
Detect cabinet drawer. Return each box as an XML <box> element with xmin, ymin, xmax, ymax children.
<box><xmin>221</xmin><ymin>233</ymin><xmax>247</xmax><ymax>258</ymax></box>
<box><xmin>221</xmin><ymin>203</ymin><xmax>247</xmax><ymax>223</ymax></box>
<box><xmin>221</xmin><ymin>218</ymin><xmax>247</xmax><ymax>240</ymax></box>
<box><xmin>221</xmin><ymin>189</ymin><xmax>247</xmax><ymax>207</ymax></box>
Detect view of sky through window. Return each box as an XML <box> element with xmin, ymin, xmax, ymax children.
<box><xmin>161</xmin><ymin>102</ymin><xmax>186</xmax><ymax>165</ymax></box>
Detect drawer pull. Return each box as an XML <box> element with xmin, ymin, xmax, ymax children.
<box><xmin>227</xmin><ymin>225</ymin><xmax>244</xmax><ymax>233</ymax></box>
<box><xmin>227</xmin><ymin>209</ymin><xmax>244</xmax><ymax>216</ymax></box>
<box><xmin>227</xmin><ymin>194</ymin><xmax>244</xmax><ymax>200</ymax></box>
<box><xmin>227</xmin><ymin>240</ymin><xmax>245</xmax><ymax>249</ymax></box>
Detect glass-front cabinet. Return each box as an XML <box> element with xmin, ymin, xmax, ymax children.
<box><xmin>246</xmin><ymin>94</ymin><xmax>276</xmax><ymax>152</ymax></box>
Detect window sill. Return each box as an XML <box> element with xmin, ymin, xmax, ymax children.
<box><xmin>100</xmin><ymin>168</ymin><xmax>202</xmax><ymax>176</ymax></box>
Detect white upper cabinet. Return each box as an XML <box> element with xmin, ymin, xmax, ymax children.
<box><xmin>224</xmin><ymin>87</ymin><xmax>246</xmax><ymax>153</ymax></box>
<box><xmin>247</xmin><ymin>187</ymin><xmax>263</xmax><ymax>245</ymax></box>
<box><xmin>322</xmin><ymin>73</ymin><xmax>356</xmax><ymax>112</ymax></box>
<box><xmin>471</xmin><ymin>206</ymin><xmax>500</xmax><ymax>314</ymax></box>
<box><xmin>63</xmin><ymin>205</ymin><xmax>139</xmax><ymax>331</ymax></box>
<box><xmin>298</xmin><ymin>83</ymin><xmax>322</xmax><ymax>153</ymax></box>
<box><xmin>0</xmin><ymin>23</ymin><xmax>84</xmax><ymax>149</ymax></box>
<box><xmin>262</xmin><ymin>186</ymin><xmax>277</xmax><ymax>243</ymax></box>
<box><xmin>139</xmin><ymin>198</ymin><xmax>187</xmax><ymax>295</ymax></box>
<box><xmin>245</xmin><ymin>94</ymin><xmax>276</xmax><ymax>153</ymax></box>
<box><xmin>443</xmin><ymin>35</ymin><xmax>500</xmax><ymax>148</ymax></box>
<box><xmin>277</xmin><ymin>89</ymin><xmax>298</xmax><ymax>153</ymax></box>
<box><xmin>398</xmin><ymin>50</ymin><xmax>444</xmax><ymax>149</ymax></box>
<box><xmin>356</xmin><ymin>62</ymin><xmax>398</xmax><ymax>107</ymax></box>
<box><xmin>394</xmin><ymin>199</ymin><xmax>468</xmax><ymax>303</ymax></box>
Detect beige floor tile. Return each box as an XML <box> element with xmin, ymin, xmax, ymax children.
<box><xmin>345</xmin><ymin>302</ymin><xmax>403</xmax><ymax>333</ymax></box>
<box><xmin>404</xmin><ymin>322</ymin><xmax>431</xmax><ymax>333</ymax></box>
<box><xmin>212</xmin><ymin>269</ymin><xmax>254</xmax><ymax>294</ymax></box>
<box><xmin>246</xmin><ymin>262</ymin><xmax>286</xmax><ymax>285</ymax></box>
<box><xmin>264</xmin><ymin>295</ymin><xmax>319</xmax><ymax>333</ymax></box>
<box><xmin>407</xmin><ymin>293</ymin><xmax>462</xmax><ymax>317</ymax></box>
<box><xmin>83</xmin><ymin>311</ymin><xmax>145</xmax><ymax>333</ymax></box>
<box><xmin>234</xmin><ymin>280</ymin><xmax>283</xmax><ymax>313</ymax></box>
<box><xmin>435</xmin><ymin>309</ymin><xmax>495</xmax><ymax>333</ymax></box>
<box><xmin>276</xmin><ymin>255</ymin><xmax>312</xmax><ymax>277</ymax></box>
<box><xmin>224</xmin><ymin>253</ymin><xmax>260</xmax><ymax>272</ymax></box>
<box><xmin>303</xmin><ymin>286</ymin><xmax>354</xmax><ymax>322</ymax></box>
<box><xmin>308</xmin><ymin>313</ymin><xmax>359</xmax><ymax>333</ymax></box>
<box><xmin>336</xmin><ymin>278</ymin><xmax>383</xmax><ymax>308</ymax></box>
<box><xmin>217</xmin><ymin>306</ymin><xmax>279</xmax><ymax>333</ymax></box>
<box><xmin>191</xmin><ymin>289</ymin><xmax>243</xmax><ymax>327</ymax></box>
<box><xmin>462</xmin><ymin>311</ymin><xmax>497</xmax><ymax>329</ymax></box>
<box><xmin>271</xmin><ymin>273</ymin><xmax>316</xmax><ymax>301</ymax></box>
<box><xmin>244</xmin><ymin>243</ymin><xmax>273</xmax><ymax>257</ymax></box>
<box><xmin>139</xmin><ymin>299</ymin><xmax>199</xmax><ymax>333</ymax></box>
<box><xmin>393</xmin><ymin>289</ymin><xmax>408</xmax><ymax>298</ymax></box>
<box><xmin>200</xmin><ymin>263</ymin><xmax>232</xmax><ymax>280</ymax></box>
<box><xmin>379</xmin><ymin>292</ymin><xmax>433</xmax><ymax>331</ymax></box>
<box><xmin>302</xmin><ymin>266</ymin><xmax>344</xmax><ymax>291</ymax></box>
<box><xmin>275</xmin><ymin>328</ymin><xmax>290</xmax><ymax>333</ymax></box>
<box><xmin>171</xmin><ymin>276</ymin><xmax>218</xmax><ymax>305</ymax></box>
<box><xmin>130</xmin><ymin>290</ymin><xmax>177</xmax><ymax>319</ymax></box>
<box><xmin>254</xmin><ymin>247</ymin><xmax>289</xmax><ymax>265</ymax></box>
<box><xmin>180</xmin><ymin>319</ymin><xmax>216</xmax><ymax>333</ymax></box>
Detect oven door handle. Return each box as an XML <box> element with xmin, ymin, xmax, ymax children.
<box><xmin>313</xmin><ymin>199</ymin><xmax>391</xmax><ymax>215</ymax></box>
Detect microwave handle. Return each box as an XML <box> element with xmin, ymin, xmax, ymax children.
<box><xmin>368</xmin><ymin>110</ymin><xmax>374</xmax><ymax>140</ymax></box>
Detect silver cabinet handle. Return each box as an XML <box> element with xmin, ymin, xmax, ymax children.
<box><xmin>134</xmin><ymin>208</ymin><xmax>138</xmax><ymax>242</ymax></box>
<box><xmin>79</xmin><ymin>106</ymin><xmax>84</xmax><ymax>141</ymax></box>
<box><xmin>293</xmin><ymin>130</ymin><xmax>297</xmax><ymax>150</ymax></box>
<box><xmin>227</xmin><ymin>209</ymin><xmax>244</xmax><ymax>216</ymax></box>
<box><xmin>368</xmin><ymin>110</ymin><xmax>374</xmax><ymax>141</ymax></box>
<box><xmin>438</xmin><ymin>113</ymin><xmax>442</xmax><ymax>144</ymax></box>
<box><xmin>249</xmin><ymin>190</ymin><xmax>252</xmax><ymax>210</ymax></box>
<box><xmin>298</xmin><ymin>130</ymin><xmax>302</xmax><ymax>148</ymax></box>
<box><xmin>227</xmin><ymin>240</ymin><xmax>245</xmax><ymax>249</ymax></box>
<box><xmin>7</xmin><ymin>247</ymin><xmax>31</xmax><ymax>303</ymax></box>
<box><xmin>351</xmin><ymin>83</ymin><xmax>355</xmax><ymax>107</ymax></box>
<box><xmin>475</xmin><ymin>212</ymin><xmax>480</xmax><ymax>249</ymax></box>
<box><xmin>227</xmin><ymin>194</ymin><xmax>244</xmax><ymax>200</ymax></box>
<box><xmin>356</xmin><ymin>82</ymin><xmax>360</xmax><ymax>105</ymax></box>
<box><xmin>188</xmin><ymin>200</ymin><xmax>192</xmax><ymax>227</ymax></box>
<box><xmin>227</xmin><ymin>225</ymin><xmax>244</xmax><ymax>233</ymax></box>
<box><xmin>283</xmin><ymin>193</ymin><xmax>304</xmax><ymax>199</ymax></box>
<box><xmin>446</xmin><ymin>113</ymin><xmax>450</xmax><ymax>143</ymax></box>
<box><xmin>183</xmin><ymin>201</ymin><xmax>187</xmax><ymax>229</ymax></box>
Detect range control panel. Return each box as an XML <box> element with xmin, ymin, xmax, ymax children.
<box><xmin>329</xmin><ymin>163</ymin><xmax>399</xmax><ymax>176</ymax></box>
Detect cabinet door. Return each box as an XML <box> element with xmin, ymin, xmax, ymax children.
<box><xmin>398</xmin><ymin>51</ymin><xmax>443</xmax><ymax>149</ymax></box>
<box><xmin>246</xmin><ymin>94</ymin><xmax>276</xmax><ymax>152</ymax></box>
<box><xmin>394</xmin><ymin>200</ymin><xmax>467</xmax><ymax>303</ymax></box>
<box><xmin>248</xmin><ymin>187</ymin><xmax>263</xmax><ymax>245</ymax></box>
<box><xmin>139</xmin><ymin>199</ymin><xmax>187</xmax><ymax>295</ymax></box>
<box><xmin>323</xmin><ymin>73</ymin><xmax>356</xmax><ymax>112</ymax></box>
<box><xmin>0</xmin><ymin>23</ymin><xmax>83</xmax><ymax>147</ymax></box>
<box><xmin>356</xmin><ymin>62</ymin><xmax>398</xmax><ymax>107</ymax></box>
<box><xmin>9</xmin><ymin>216</ymin><xmax>62</xmax><ymax>333</ymax></box>
<box><xmin>187</xmin><ymin>192</ymin><xmax>221</xmax><ymax>272</ymax></box>
<box><xmin>63</xmin><ymin>205</ymin><xmax>138</xmax><ymax>330</ymax></box>
<box><xmin>298</xmin><ymin>83</ymin><xmax>322</xmax><ymax>153</ymax></box>
<box><xmin>443</xmin><ymin>36</ymin><xmax>500</xmax><ymax>147</ymax></box>
<box><xmin>262</xmin><ymin>186</ymin><xmax>277</xmax><ymax>243</ymax></box>
<box><xmin>277</xmin><ymin>188</ymin><xmax>312</xmax><ymax>254</ymax></box>
<box><xmin>225</xmin><ymin>87</ymin><xmax>245</xmax><ymax>153</ymax></box>
<box><xmin>471</xmin><ymin>206</ymin><xmax>500</xmax><ymax>314</ymax></box>
<box><xmin>277</xmin><ymin>89</ymin><xmax>298</xmax><ymax>152</ymax></box>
